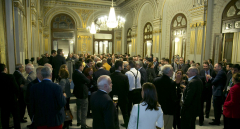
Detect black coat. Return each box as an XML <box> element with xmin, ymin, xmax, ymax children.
<box><xmin>139</xmin><ymin>67</ymin><xmax>148</xmax><ymax>85</ymax></box>
<box><xmin>52</xmin><ymin>55</ymin><xmax>66</xmax><ymax>77</ymax></box>
<box><xmin>13</xmin><ymin>71</ymin><xmax>26</xmax><ymax>87</ymax></box>
<box><xmin>38</xmin><ymin>57</ymin><xmax>49</xmax><ymax>66</ymax></box>
<box><xmin>210</xmin><ymin>69</ymin><xmax>227</xmax><ymax>96</ymax></box>
<box><xmin>49</xmin><ymin>56</ymin><xmax>54</xmax><ymax>65</ymax></box>
<box><xmin>110</xmin><ymin>65</ymin><xmax>115</xmax><ymax>74</ymax></box>
<box><xmin>178</xmin><ymin>64</ymin><xmax>189</xmax><ymax>74</ymax></box>
<box><xmin>0</xmin><ymin>73</ymin><xmax>19</xmax><ymax>107</ymax></box>
<box><xmin>146</xmin><ymin>68</ymin><xmax>156</xmax><ymax>82</ymax></box>
<box><xmin>26</xmin><ymin>78</ymin><xmax>40</xmax><ymax>104</ymax></box>
<box><xmin>153</xmin><ymin>74</ymin><xmax>177</xmax><ymax>115</ymax></box>
<box><xmin>181</xmin><ymin>76</ymin><xmax>203</xmax><ymax>117</ymax></box>
<box><xmin>91</xmin><ymin>90</ymin><xmax>119</xmax><ymax>129</ymax></box>
<box><xmin>72</xmin><ymin>70</ymin><xmax>90</xmax><ymax>99</ymax></box>
<box><xmin>109</xmin><ymin>72</ymin><xmax>129</xmax><ymax>104</ymax></box>
<box><xmin>93</xmin><ymin>69</ymin><xmax>110</xmax><ymax>87</ymax></box>
<box><xmin>223</xmin><ymin>71</ymin><xmax>233</xmax><ymax>93</ymax></box>
<box><xmin>30</xmin><ymin>80</ymin><xmax>66</xmax><ymax>127</ymax></box>
<box><xmin>154</xmin><ymin>62</ymin><xmax>159</xmax><ymax>75</ymax></box>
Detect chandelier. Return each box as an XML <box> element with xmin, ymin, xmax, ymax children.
<box><xmin>86</xmin><ymin>2</ymin><xmax>100</xmax><ymax>34</ymax></box>
<box><xmin>97</xmin><ymin>0</ymin><xmax>125</xmax><ymax>29</ymax></box>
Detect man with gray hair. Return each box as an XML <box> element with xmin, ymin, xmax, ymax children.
<box><xmin>153</xmin><ymin>65</ymin><xmax>176</xmax><ymax>129</ymax></box>
<box><xmin>181</xmin><ymin>67</ymin><xmax>203</xmax><ymax>129</ymax></box>
<box><xmin>24</xmin><ymin>64</ymin><xmax>36</xmax><ymax>90</ymax></box>
<box><xmin>135</xmin><ymin>61</ymin><xmax>147</xmax><ymax>85</ymax></box>
<box><xmin>30</xmin><ymin>66</ymin><xmax>66</xmax><ymax>129</ymax></box>
<box><xmin>91</xmin><ymin>75</ymin><xmax>119</xmax><ymax>129</ymax></box>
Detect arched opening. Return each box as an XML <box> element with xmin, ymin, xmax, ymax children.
<box><xmin>51</xmin><ymin>14</ymin><xmax>76</xmax><ymax>58</ymax></box>
<box><xmin>218</xmin><ymin>0</ymin><xmax>240</xmax><ymax>63</ymax></box>
<box><xmin>127</xmin><ymin>28</ymin><xmax>132</xmax><ymax>55</ymax></box>
<box><xmin>170</xmin><ymin>13</ymin><xmax>187</xmax><ymax>63</ymax></box>
<box><xmin>143</xmin><ymin>22</ymin><xmax>153</xmax><ymax>57</ymax></box>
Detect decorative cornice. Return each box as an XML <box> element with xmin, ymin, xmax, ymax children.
<box><xmin>131</xmin><ymin>34</ymin><xmax>137</xmax><ymax>37</ymax></box>
<box><xmin>153</xmin><ymin>29</ymin><xmax>162</xmax><ymax>34</ymax></box>
<box><xmin>116</xmin><ymin>37</ymin><xmax>122</xmax><ymax>40</ymax></box>
<box><xmin>190</xmin><ymin>21</ymin><xmax>206</xmax><ymax>28</ymax></box>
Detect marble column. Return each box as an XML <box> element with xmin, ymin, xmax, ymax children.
<box><xmin>31</xmin><ymin>2</ymin><xmax>38</xmax><ymax>64</ymax></box>
<box><xmin>5</xmin><ymin>0</ymin><xmax>16</xmax><ymax>73</ymax></box>
<box><xmin>131</xmin><ymin>25</ymin><xmax>137</xmax><ymax>56</ymax></box>
<box><xmin>153</xmin><ymin>18</ymin><xmax>162</xmax><ymax>59</ymax></box>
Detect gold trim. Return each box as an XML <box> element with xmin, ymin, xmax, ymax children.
<box><xmin>153</xmin><ymin>29</ymin><xmax>162</xmax><ymax>34</ymax></box>
<box><xmin>189</xmin><ymin>5</ymin><xmax>205</xmax><ymax>11</ymax></box>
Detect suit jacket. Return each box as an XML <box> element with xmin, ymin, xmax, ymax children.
<box><xmin>153</xmin><ymin>61</ymin><xmax>159</xmax><ymax>75</ymax></box>
<box><xmin>139</xmin><ymin>67</ymin><xmax>148</xmax><ymax>85</ymax></box>
<box><xmin>181</xmin><ymin>76</ymin><xmax>203</xmax><ymax>117</ymax></box>
<box><xmin>178</xmin><ymin>63</ymin><xmax>189</xmax><ymax>74</ymax></box>
<box><xmin>24</xmin><ymin>72</ymin><xmax>36</xmax><ymax>90</ymax></box>
<box><xmin>30</xmin><ymin>80</ymin><xmax>66</xmax><ymax>127</ymax></box>
<box><xmin>210</xmin><ymin>69</ymin><xmax>227</xmax><ymax>96</ymax></box>
<box><xmin>153</xmin><ymin>74</ymin><xmax>177</xmax><ymax>115</ymax></box>
<box><xmin>110</xmin><ymin>65</ymin><xmax>115</xmax><ymax>73</ymax></box>
<box><xmin>13</xmin><ymin>70</ymin><xmax>26</xmax><ymax>88</ymax></box>
<box><xmin>26</xmin><ymin>78</ymin><xmax>40</xmax><ymax>104</ymax></box>
<box><xmin>109</xmin><ymin>72</ymin><xmax>129</xmax><ymax>104</ymax></box>
<box><xmin>49</xmin><ymin>56</ymin><xmax>54</xmax><ymax>65</ymax></box>
<box><xmin>199</xmin><ymin>69</ymin><xmax>216</xmax><ymax>89</ymax></box>
<box><xmin>171</xmin><ymin>62</ymin><xmax>178</xmax><ymax>72</ymax></box>
<box><xmin>91</xmin><ymin>90</ymin><xmax>119</xmax><ymax>129</ymax></box>
<box><xmin>72</xmin><ymin>70</ymin><xmax>90</xmax><ymax>99</ymax></box>
<box><xmin>223</xmin><ymin>83</ymin><xmax>240</xmax><ymax>118</ymax></box>
<box><xmin>59</xmin><ymin>78</ymin><xmax>71</xmax><ymax>98</ymax></box>
<box><xmin>146</xmin><ymin>68</ymin><xmax>156</xmax><ymax>82</ymax></box>
<box><xmin>0</xmin><ymin>73</ymin><xmax>19</xmax><ymax>107</ymax></box>
<box><xmin>121</xmin><ymin>68</ymin><xmax>128</xmax><ymax>74</ymax></box>
<box><xmin>223</xmin><ymin>71</ymin><xmax>233</xmax><ymax>96</ymax></box>
<box><xmin>52</xmin><ymin>55</ymin><xmax>66</xmax><ymax>76</ymax></box>
<box><xmin>93</xmin><ymin>69</ymin><xmax>110</xmax><ymax>87</ymax></box>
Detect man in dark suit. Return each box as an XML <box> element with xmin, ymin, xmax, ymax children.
<box><xmin>153</xmin><ymin>57</ymin><xmax>159</xmax><ymax>74</ymax></box>
<box><xmin>72</xmin><ymin>61</ymin><xmax>92</xmax><ymax>129</ymax></box>
<box><xmin>199</xmin><ymin>62</ymin><xmax>216</xmax><ymax>123</ymax></box>
<box><xmin>91</xmin><ymin>75</ymin><xmax>119</xmax><ymax>129</ymax></box>
<box><xmin>181</xmin><ymin>67</ymin><xmax>203</xmax><ymax>129</ymax></box>
<box><xmin>0</xmin><ymin>63</ymin><xmax>21</xmax><ymax>129</ymax></box>
<box><xmin>110</xmin><ymin>61</ymin><xmax>129</xmax><ymax>128</ymax></box>
<box><xmin>178</xmin><ymin>57</ymin><xmax>189</xmax><ymax>74</ymax></box>
<box><xmin>93</xmin><ymin>62</ymin><xmax>110</xmax><ymax>88</ymax></box>
<box><xmin>30</xmin><ymin>66</ymin><xmax>66</xmax><ymax>129</ymax></box>
<box><xmin>223</xmin><ymin>63</ymin><xmax>234</xmax><ymax>99</ymax></box>
<box><xmin>13</xmin><ymin>63</ymin><xmax>27</xmax><ymax>123</ymax></box>
<box><xmin>207</xmin><ymin>63</ymin><xmax>227</xmax><ymax>125</ymax></box>
<box><xmin>136</xmin><ymin>61</ymin><xmax>147</xmax><ymax>85</ymax></box>
<box><xmin>153</xmin><ymin>65</ymin><xmax>176</xmax><ymax>129</ymax></box>
<box><xmin>52</xmin><ymin>49</ymin><xmax>66</xmax><ymax>82</ymax></box>
<box><xmin>83</xmin><ymin>58</ymin><xmax>93</xmax><ymax>73</ymax></box>
<box><xmin>25</xmin><ymin>66</ymin><xmax>44</xmax><ymax>128</ymax></box>
<box><xmin>49</xmin><ymin>50</ymin><xmax>57</xmax><ymax>81</ymax></box>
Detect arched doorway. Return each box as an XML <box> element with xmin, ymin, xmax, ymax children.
<box><xmin>219</xmin><ymin>0</ymin><xmax>240</xmax><ymax>63</ymax></box>
<box><xmin>127</xmin><ymin>28</ymin><xmax>132</xmax><ymax>55</ymax></box>
<box><xmin>143</xmin><ymin>22</ymin><xmax>153</xmax><ymax>57</ymax></box>
<box><xmin>170</xmin><ymin>13</ymin><xmax>187</xmax><ymax>63</ymax></box>
<box><xmin>51</xmin><ymin>14</ymin><xmax>76</xmax><ymax>58</ymax></box>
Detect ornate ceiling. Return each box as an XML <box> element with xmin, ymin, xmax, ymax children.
<box><xmin>44</xmin><ymin>0</ymin><xmax>123</xmax><ymax>6</ymax></box>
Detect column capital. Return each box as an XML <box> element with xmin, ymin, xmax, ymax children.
<box><xmin>43</xmin><ymin>34</ymin><xmax>49</xmax><ymax>38</ymax></box>
<box><xmin>13</xmin><ymin>1</ymin><xmax>24</xmax><ymax>14</ymax></box>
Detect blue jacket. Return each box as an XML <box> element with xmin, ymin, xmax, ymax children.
<box><xmin>211</xmin><ymin>69</ymin><xmax>227</xmax><ymax>96</ymax></box>
<box><xmin>30</xmin><ymin>80</ymin><xmax>66</xmax><ymax>127</ymax></box>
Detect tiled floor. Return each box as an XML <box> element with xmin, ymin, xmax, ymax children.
<box><xmin>19</xmin><ymin>97</ymin><xmax>224</xmax><ymax>129</ymax></box>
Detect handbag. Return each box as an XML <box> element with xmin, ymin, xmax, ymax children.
<box><xmin>137</xmin><ymin>104</ymin><xmax>140</xmax><ymax>129</ymax></box>
<box><xmin>64</xmin><ymin>106</ymin><xmax>73</xmax><ymax>121</ymax></box>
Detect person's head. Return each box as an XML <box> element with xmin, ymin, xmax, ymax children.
<box><xmin>60</xmin><ymin>64</ymin><xmax>68</xmax><ymax>71</ymax></box>
<box><xmin>179</xmin><ymin>57</ymin><xmax>184</xmax><ymax>64</ymax></box>
<box><xmin>153</xmin><ymin>57</ymin><xmax>156</xmax><ymax>62</ymax></box>
<box><xmin>123</xmin><ymin>61</ymin><xmax>129</xmax><ymax>69</ymax></box>
<box><xmin>175</xmin><ymin>70</ymin><xmax>184</xmax><ymax>81</ymax></box>
<box><xmin>160</xmin><ymin>59</ymin><xmax>164</xmax><ymax>64</ymax></box>
<box><xmin>135</xmin><ymin>61</ymin><xmax>143</xmax><ymax>69</ymax></box>
<box><xmin>115</xmin><ymin>60</ymin><xmax>123</xmax><ymax>71</ymax></box>
<box><xmin>203</xmin><ymin>62</ymin><xmax>209</xmax><ymax>71</ymax></box>
<box><xmin>141</xmin><ymin>82</ymin><xmax>160</xmax><ymax>111</ymax></box>
<box><xmin>75</xmin><ymin>61</ymin><xmax>83</xmax><ymax>71</ymax></box>
<box><xmin>196</xmin><ymin>63</ymin><xmax>200</xmax><ymax>68</ymax></box>
<box><xmin>41</xmin><ymin>66</ymin><xmax>52</xmax><ymax>79</ymax></box>
<box><xmin>25</xmin><ymin>63</ymin><xmax>34</xmax><ymax>74</ymax></box>
<box><xmin>232</xmin><ymin>64</ymin><xmax>240</xmax><ymax>75</ymax></box>
<box><xmin>191</xmin><ymin>63</ymin><xmax>196</xmax><ymax>67</ymax></box>
<box><xmin>51</xmin><ymin>50</ymin><xmax>57</xmax><ymax>57</ymax></box>
<box><xmin>69</xmin><ymin>54</ymin><xmax>73</xmax><ymax>58</ymax></box>
<box><xmin>186</xmin><ymin>67</ymin><xmax>199</xmax><ymax>78</ymax></box>
<box><xmin>175</xmin><ymin>58</ymin><xmax>179</xmax><ymax>63</ymax></box>
<box><xmin>128</xmin><ymin>61</ymin><xmax>135</xmax><ymax>70</ymax></box>
<box><xmin>185</xmin><ymin>60</ymin><xmax>190</xmax><ymax>64</ymax></box>
<box><xmin>86</xmin><ymin>59</ymin><xmax>93</xmax><ymax>67</ymax></box>
<box><xmin>161</xmin><ymin>65</ymin><xmax>173</xmax><ymax>77</ymax></box>
<box><xmin>59</xmin><ymin>69</ymin><xmax>69</xmax><ymax>79</ymax></box>
<box><xmin>36</xmin><ymin>66</ymin><xmax>44</xmax><ymax>81</ymax></box>
<box><xmin>102</xmin><ymin>58</ymin><xmax>107</xmax><ymax>64</ymax></box>
<box><xmin>226</xmin><ymin>63</ymin><xmax>233</xmax><ymax>71</ymax></box>
<box><xmin>190</xmin><ymin>60</ymin><xmax>195</xmax><ymax>65</ymax></box>
<box><xmin>57</xmin><ymin>49</ymin><xmax>63</xmax><ymax>55</ymax></box>
<box><xmin>214</xmin><ymin>63</ymin><xmax>223</xmax><ymax>72</ymax></box>
<box><xmin>84</xmin><ymin>68</ymin><xmax>93</xmax><ymax>76</ymax></box>
<box><xmin>224</xmin><ymin>58</ymin><xmax>227</xmax><ymax>63</ymax></box>
<box><xmin>97</xmin><ymin>75</ymin><xmax>112</xmax><ymax>93</ymax></box>
<box><xmin>96</xmin><ymin>62</ymin><xmax>103</xmax><ymax>69</ymax></box>
<box><xmin>208</xmin><ymin>59</ymin><xmax>212</xmax><ymax>64</ymax></box>
<box><xmin>164</xmin><ymin>59</ymin><xmax>169</xmax><ymax>64</ymax></box>
<box><xmin>232</xmin><ymin>73</ymin><xmax>240</xmax><ymax>84</ymax></box>
<box><xmin>148</xmin><ymin>62</ymin><xmax>154</xmax><ymax>69</ymax></box>
<box><xmin>44</xmin><ymin>63</ymin><xmax>53</xmax><ymax>71</ymax></box>
<box><xmin>16</xmin><ymin>64</ymin><xmax>24</xmax><ymax>72</ymax></box>
<box><xmin>0</xmin><ymin>63</ymin><xmax>7</xmax><ymax>73</ymax></box>
<box><xmin>45</xmin><ymin>53</ymin><xmax>49</xmax><ymax>57</ymax></box>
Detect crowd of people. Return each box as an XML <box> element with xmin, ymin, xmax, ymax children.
<box><xmin>1</xmin><ymin>48</ymin><xmax>240</xmax><ymax>129</ymax></box>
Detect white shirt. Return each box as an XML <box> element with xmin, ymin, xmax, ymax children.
<box><xmin>188</xmin><ymin>76</ymin><xmax>196</xmax><ymax>81</ymax></box>
<box><xmin>125</xmin><ymin>68</ymin><xmax>141</xmax><ymax>91</ymax></box>
<box><xmin>128</xmin><ymin>102</ymin><xmax>163</xmax><ymax>129</ymax></box>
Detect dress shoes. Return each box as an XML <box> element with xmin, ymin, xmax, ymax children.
<box><xmin>209</xmin><ymin>121</ymin><xmax>220</xmax><ymax>125</ymax></box>
<box><xmin>20</xmin><ymin>119</ymin><xmax>27</xmax><ymax>123</ymax></box>
<box><xmin>81</xmin><ymin>125</ymin><xmax>92</xmax><ymax>129</ymax></box>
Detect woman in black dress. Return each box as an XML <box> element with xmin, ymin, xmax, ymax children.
<box><xmin>146</xmin><ymin>62</ymin><xmax>156</xmax><ymax>83</ymax></box>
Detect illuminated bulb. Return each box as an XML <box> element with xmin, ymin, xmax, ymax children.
<box><xmin>175</xmin><ymin>37</ymin><xmax>180</xmax><ymax>42</ymax></box>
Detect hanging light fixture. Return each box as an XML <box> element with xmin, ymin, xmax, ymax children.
<box><xmin>87</xmin><ymin>1</ymin><xmax>100</xmax><ymax>34</ymax></box>
<box><xmin>97</xmin><ymin>0</ymin><xmax>125</xmax><ymax>29</ymax></box>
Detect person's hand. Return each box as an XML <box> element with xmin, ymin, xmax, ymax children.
<box><xmin>63</xmin><ymin>93</ymin><xmax>66</xmax><ymax>97</ymax></box>
<box><xmin>69</xmin><ymin>79</ymin><xmax>72</xmax><ymax>82</ymax></box>
<box><xmin>206</xmin><ymin>75</ymin><xmax>212</xmax><ymax>79</ymax></box>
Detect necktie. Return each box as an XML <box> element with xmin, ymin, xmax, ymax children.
<box><xmin>206</xmin><ymin>71</ymin><xmax>209</xmax><ymax>82</ymax></box>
